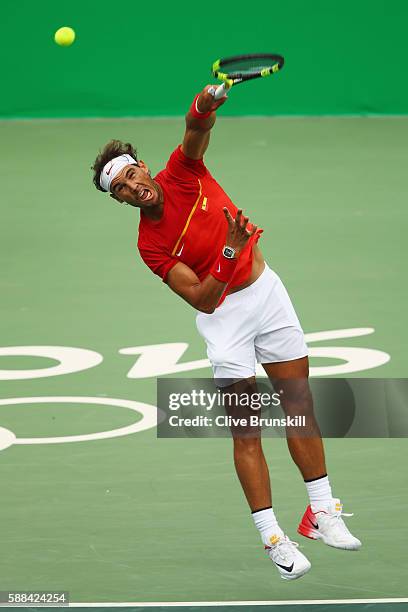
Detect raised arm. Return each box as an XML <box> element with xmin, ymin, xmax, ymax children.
<box><xmin>182</xmin><ymin>85</ymin><xmax>227</xmax><ymax>160</ymax></box>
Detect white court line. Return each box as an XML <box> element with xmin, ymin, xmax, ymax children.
<box><xmin>66</xmin><ymin>598</ymin><xmax>408</xmax><ymax>607</ymax></box>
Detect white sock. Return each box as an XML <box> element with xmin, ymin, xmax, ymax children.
<box><xmin>305</xmin><ymin>475</ymin><xmax>333</xmax><ymax>511</ymax></box>
<box><xmin>252</xmin><ymin>507</ymin><xmax>284</xmax><ymax>546</ymax></box>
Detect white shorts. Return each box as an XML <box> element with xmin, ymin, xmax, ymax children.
<box><xmin>195</xmin><ymin>263</ymin><xmax>308</xmax><ymax>385</ymax></box>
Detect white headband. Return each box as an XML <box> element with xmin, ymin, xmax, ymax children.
<box><xmin>99</xmin><ymin>154</ymin><xmax>137</xmax><ymax>192</ymax></box>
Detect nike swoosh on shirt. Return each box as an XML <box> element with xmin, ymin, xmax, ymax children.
<box><xmin>176</xmin><ymin>244</ymin><xmax>184</xmax><ymax>257</ymax></box>
<box><xmin>274</xmin><ymin>561</ymin><xmax>294</xmax><ymax>572</ymax></box>
<box><xmin>216</xmin><ymin>263</ymin><xmax>221</xmax><ymax>272</ymax></box>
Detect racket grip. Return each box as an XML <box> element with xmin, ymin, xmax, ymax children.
<box><xmin>208</xmin><ymin>82</ymin><xmax>229</xmax><ymax>100</ymax></box>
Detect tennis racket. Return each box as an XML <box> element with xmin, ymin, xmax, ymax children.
<box><xmin>208</xmin><ymin>53</ymin><xmax>285</xmax><ymax>100</ymax></box>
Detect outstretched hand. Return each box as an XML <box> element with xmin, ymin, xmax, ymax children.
<box><xmin>223</xmin><ymin>207</ymin><xmax>258</xmax><ymax>256</ymax></box>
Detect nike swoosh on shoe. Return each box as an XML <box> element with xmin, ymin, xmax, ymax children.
<box><xmin>274</xmin><ymin>561</ymin><xmax>294</xmax><ymax>572</ymax></box>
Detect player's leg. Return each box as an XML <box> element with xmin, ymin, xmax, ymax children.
<box><xmin>227</xmin><ymin>379</ymin><xmax>272</xmax><ymax>511</ymax></box>
<box><xmin>196</xmin><ymin>299</ymin><xmax>311</xmax><ymax>580</ymax></box>
<box><xmin>237</xmin><ymin>436</ymin><xmax>311</xmax><ymax>579</ymax></box>
<box><xmin>233</xmin><ymin>435</ymin><xmax>272</xmax><ymax>508</ymax></box>
<box><xmin>219</xmin><ymin>376</ymin><xmax>311</xmax><ymax>580</ymax></box>
<box><xmin>261</xmin><ymin>357</ymin><xmax>361</xmax><ymax>551</ymax></box>
<box><xmin>262</xmin><ymin>356</ymin><xmax>326</xmax><ymax>480</ymax></box>
<box><xmin>254</xmin><ymin>265</ymin><xmax>361</xmax><ymax>550</ymax></box>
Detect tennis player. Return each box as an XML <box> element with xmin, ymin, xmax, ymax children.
<box><xmin>91</xmin><ymin>85</ymin><xmax>361</xmax><ymax>581</ymax></box>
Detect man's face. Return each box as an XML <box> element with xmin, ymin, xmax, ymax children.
<box><xmin>109</xmin><ymin>161</ymin><xmax>160</xmax><ymax>207</ymax></box>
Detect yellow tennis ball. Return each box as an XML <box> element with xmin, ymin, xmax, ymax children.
<box><xmin>54</xmin><ymin>27</ymin><xmax>76</xmax><ymax>47</ymax></box>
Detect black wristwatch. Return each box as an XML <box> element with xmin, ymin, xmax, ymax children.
<box><xmin>222</xmin><ymin>245</ymin><xmax>236</xmax><ymax>259</ymax></box>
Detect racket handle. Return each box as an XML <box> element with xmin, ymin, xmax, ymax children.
<box><xmin>208</xmin><ymin>82</ymin><xmax>230</xmax><ymax>100</ymax></box>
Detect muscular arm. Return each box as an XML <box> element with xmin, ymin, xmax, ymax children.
<box><xmin>182</xmin><ymin>85</ymin><xmax>227</xmax><ymax>160</ymax></box>
<box><xmin>166</xmin><ymin>209</ymin><xmax>258</xmax><ymax>313</ymax></box>
<box><xmin>167</xmin><ymin>261</ymin><xmax>227</xmax><ymax>314</ymax></box>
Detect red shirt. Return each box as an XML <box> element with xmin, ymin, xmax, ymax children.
<box><xmin>137</xmin><ymin>146</ymin><xmax>263</xmax><ymax>307</ymax></box>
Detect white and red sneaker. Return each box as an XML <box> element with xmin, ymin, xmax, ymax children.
<box><xmin>264</xmin><ymin>534</ymin><xmax>311</xmax><ymax>581</ymax></box>
<box><xmin>297</xmin><ymin>498</ymin><xmax>362</xmax><ymax>550</ymax></box>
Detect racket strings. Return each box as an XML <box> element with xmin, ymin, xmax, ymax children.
<box><xmin>220</xmin><ymin>60</ymin><xmax>276</xmax><ymax>75</ymax></box>
<box><xmin>214</xmin><ymin>55</ymin><xmax>284</xmax><ymax>79</ymax></box>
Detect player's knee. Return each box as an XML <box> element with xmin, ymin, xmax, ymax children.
<box><xmin>233</xmin><ymin>435</ymin><xmax>262</xmax><ymax>456</ymax></box>
<box><xmin>279</xmin><ymin>381</ymin><xmax>314</xmax><ymax>416</ymax></box>
<box><xmin>281</xmin><ymin>394</ymin><xmax>314</xmax><ymax>417</ymax></box>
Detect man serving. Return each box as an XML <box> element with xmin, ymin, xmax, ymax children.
<box><xmin>92</xmin><ymin>85</ymin><xmax>361</xmax><ymax>581</ymax></box>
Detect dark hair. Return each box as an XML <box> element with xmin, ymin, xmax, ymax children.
<box><xmin>91</xmin><ymin>140</ymin><xmax>138</xmax><ymax>192</ymax></box>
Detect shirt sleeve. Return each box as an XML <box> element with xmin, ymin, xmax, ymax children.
<box><xmin>166</xmin><ymin>145</ymin><xmax>207</xmax><ymax>181</ymax></box>
<box><xmin>138</xmin><ymin>244</ymin><xmax>179</xmax><ymax>283</ymax></box>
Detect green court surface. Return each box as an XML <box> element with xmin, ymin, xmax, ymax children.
<box><xmin>0</xmin><ymin>117</ymin><xmax>407</xmax><ymax>606</ymax></box>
